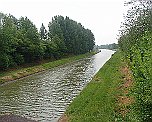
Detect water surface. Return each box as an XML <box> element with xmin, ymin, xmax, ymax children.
<box><xmin>0</xmin><ymin>49</ymin><xmax>115</xmax><ymax>122</ymax></box>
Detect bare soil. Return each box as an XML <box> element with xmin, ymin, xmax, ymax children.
<box><xmin>58</xmin><ymin>114</ymin><xmax>68</xmax><ymax>122</ymax></box>
<box><xmin>117</xmin><ymin>66</ymin><xmax>134</xmax><ymax>116</ymax></box>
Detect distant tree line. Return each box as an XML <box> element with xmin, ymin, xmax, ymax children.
<box><xmin>0</xmin><ymin>13</ymin><xmax>95</xmax><ymax>70</ymax></box>
<box><xmin>99</xmin><ymin>43</ymin><xmax>118</xmax><ymax>50</ymax></box>
<box><xmin>118</xmin><ymin>0</ymin><xmax>152</xmax><ymax>121</ymax></box>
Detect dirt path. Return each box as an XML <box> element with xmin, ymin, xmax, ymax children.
<box><xmin>116</xmin><ymin>66</ymin><xmax>134</xmax><ymax>117</ymax></box>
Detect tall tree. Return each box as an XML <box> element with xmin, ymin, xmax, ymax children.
<box><xmin>0</xmin><ymin>13</ymin><xmax>95</xmax><ymax>69</ymax></box>
<box><xmin>17</xmin><ymin>17</ymin><xmax>45</xmax><ymax>62</ymax></box>
<box><xmin>48</xmin><ymin>15</ymin><xmax>95</xmax><ymax>55</ymax></box>
<box><xmin>40</xmin><ymin>23</ymin><xmax>47</xmax><ymax>40</ymax></box>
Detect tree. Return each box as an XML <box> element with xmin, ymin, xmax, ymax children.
<box><xmin>40</xmin><ymin>23</ymin><xmax>47</xmax><ymax>40</ymax></box>
<box><xmin>17</xmin><ymin>17</ymin><xmax>45</xmax><ymax>62</ymax></box>
<box><xmin>0</xmin><ymin>14</ymin><xmax>19</xmax><ymax>68</ymax></box>
<box><xmin>48</xmin><ymin>15</ymin><xmax>95</xmax><ymax>55</ymax></box>
<box><xmin>0</xmin><ymin>13</ymin><xmax>95</xmax><ymax>70</ymax></box>
<box><xmin>118</xmin><ymin>0</ymin><xmax>152</xmax><ymax>121</ymax></box>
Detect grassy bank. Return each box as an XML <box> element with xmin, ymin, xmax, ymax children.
<box><xmin>0</xmin><ymin>52</ymin><xmax>95</xmax><ymax>85</ymax></box>
<box><xmin>64</xmin><ymin>51</ymin><xmax>136</xmax><ymax>122</ymax></box>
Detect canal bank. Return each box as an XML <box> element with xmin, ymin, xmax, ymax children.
<box><xmin>63</xmin><ymin>50</ymin><xmax>134</xmax><ymax>122</ymax></box>
<box><xmin>0</xmin><ymin>49</ymin><xmax>115</xmax><ymax>122</ymax></box>
<box><xmin>0</xmin><ymin>52</ymin><xmax>95</xmax><ymax>85</ymax></box>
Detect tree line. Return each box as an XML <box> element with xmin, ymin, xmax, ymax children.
<box><xmin>99</xmin><ymin>43</ymin><xmax>118</xmax><ymax>50</ymax></box>
<box><xmin>0</xmin><ymin>13</ymin><xmax>95</xmax><ymax>70</ymax></box>
<box><xmin>118</xmin><ymin>0</ymin><xmax>152</xmax><ymax>121</ymax></box>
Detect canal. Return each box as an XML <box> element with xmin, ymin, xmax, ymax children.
<box><xmin>0</xmin><ymin>49</ymin><xmax>115</xmax><ymax>122</ymax></box>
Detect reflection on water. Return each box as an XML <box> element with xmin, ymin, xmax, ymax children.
<box><xmin>0</xmin><ymin>49</ymin><xmax>115</xmax><ymax>122</ymax></box>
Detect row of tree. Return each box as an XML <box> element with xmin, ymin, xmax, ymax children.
<box><xmin>118</xmin><ymin>0</ymin><xmax>152</xmax><ymax>121</ymax></box>
<box><xmin>0</xmin><ymin>13</ymin><xmax>95</xmax><ymax>70</ymax></box>
<box><xmin>99</xmin><ymin>43</ymin><xmax>118</xmax><ymax>50</ymax></box>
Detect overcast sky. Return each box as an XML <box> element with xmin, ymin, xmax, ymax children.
<box><xmin>0</xmin><ymin>0</ymin><xmax>128</xmax><ymax>45</ymax></box>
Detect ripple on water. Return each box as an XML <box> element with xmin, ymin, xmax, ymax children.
<box><xmin>0</xmin><ymin>49</ymin><xmax>115</xmax><ymax>122</ymax></box>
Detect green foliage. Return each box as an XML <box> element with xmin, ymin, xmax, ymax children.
<box><xmin>99</xmin><ymin>43</ymin><xmax>119</xmax><ymax>50</ymax></box>
<box><xmin>0</xmin><ymin>53</ymin><xmax>14</xmax><ymax>69</ymax></box>
<box><xmin>0</xmin><ymin>13</ymin><xmax>95</xmax><ymax>70</ymax></box>
<box><xmin>118</xmin><ymin>0</ymin><xmax>152</xmax><ymax>121</ymax></box>
<box><xmin>48</xmin><ymin>15</ymin><xmax>95</xmax><ymax>55</ymax></box>
<box><xmin>39</xmin><ymin>23</ymin><xmax>47</xmax><ymax>40</ymax></box>
<box><xmin>0</xmin><ymin>52</ymin><xmax>95</xmax><ymax>84</ymax></box>
<box><xmin>0</xmin><ymin>14</ymin><xmax>19</xmax><ymax>69</ymax></box>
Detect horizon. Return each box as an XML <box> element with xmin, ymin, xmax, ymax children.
<box><xmin>0</xmin><ymin>0</ymin><xmax>129</xmax><ymax>45</ymax></box>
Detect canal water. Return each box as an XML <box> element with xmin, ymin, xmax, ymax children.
<box><xmin>0</xmin><ymin>49</ymin><xmax>115</xmax><ymax>122</ymax></box>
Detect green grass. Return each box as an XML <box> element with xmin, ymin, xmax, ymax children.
<box><xmin>0</xmin><ymin>52</ymin><xmax>95</xmax><ymax>85</ymax></box>
<box><xmin>65</xmin><ymin>51</ymin><xmax>126</xmax><ymax>122</ymax></box>
<box><xmin>42</xmin><ymin>53</ymin><xmax>94</xmax><ymax>69</ymax></box>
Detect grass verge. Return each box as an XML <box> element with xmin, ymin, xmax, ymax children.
<box><xmin>64</xmin><ymin>51</ymin><xmax>136</xmax><ymax>122</ymax></box>
<box><xmin>0</xmin><ymin>52</ymin><xmax>95</xmax><ymax>85</ymax></box>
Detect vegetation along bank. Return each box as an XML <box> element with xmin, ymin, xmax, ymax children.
<box><xmin>118</xmin><ymin>0</ymin><xmax>152</xmax><ymax>121</ymax></box>
<box><xmin>0</xmin><ymin>52</ymin><xmax>95</xmax><ymax>85</ymax></box>
<box><xmin>62</xmin><ymin>1</ymin><xmax>152</xmax><ymax>121</ymax></box>
<box><xmin>59</xmin><ymin>50</ymin><xmax>134</xmax><ymax>122</ymax></box>
<box><xmin>0</xmin><ymin>12</ymin><xmax>95</xmax><ymax>85</ymax></box>
<box><xmin>0</xmin><ymin>13</ymin><xmax>95</xmax><ymax>70</ymax></box>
